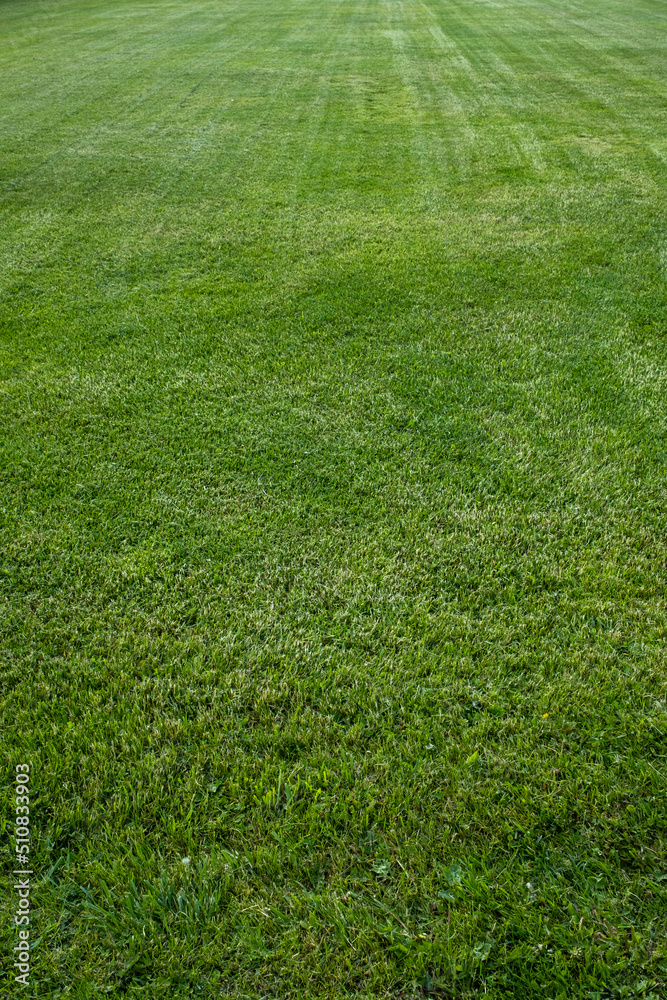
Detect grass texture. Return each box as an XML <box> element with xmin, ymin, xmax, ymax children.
<box><xmin>1</xmin><ymin>0</ymin><xmax>667</xmax><ymax>996</ymax></box>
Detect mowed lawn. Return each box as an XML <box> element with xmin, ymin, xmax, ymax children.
<box><xmin>1</xmin><ymin>0</ymin><xmax>667</xmax><ymax>995</ymax></box>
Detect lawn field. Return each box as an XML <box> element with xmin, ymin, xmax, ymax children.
<box><xmin>1</xmin><ymin>0</ymin><xmax>667</xmax><ymax>996</ymax></box>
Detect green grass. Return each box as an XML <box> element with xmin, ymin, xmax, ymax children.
<box><xmin>1</xmin><ymin>0</ymin><xmax>667</xmax><ymax>995</ymax></box>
